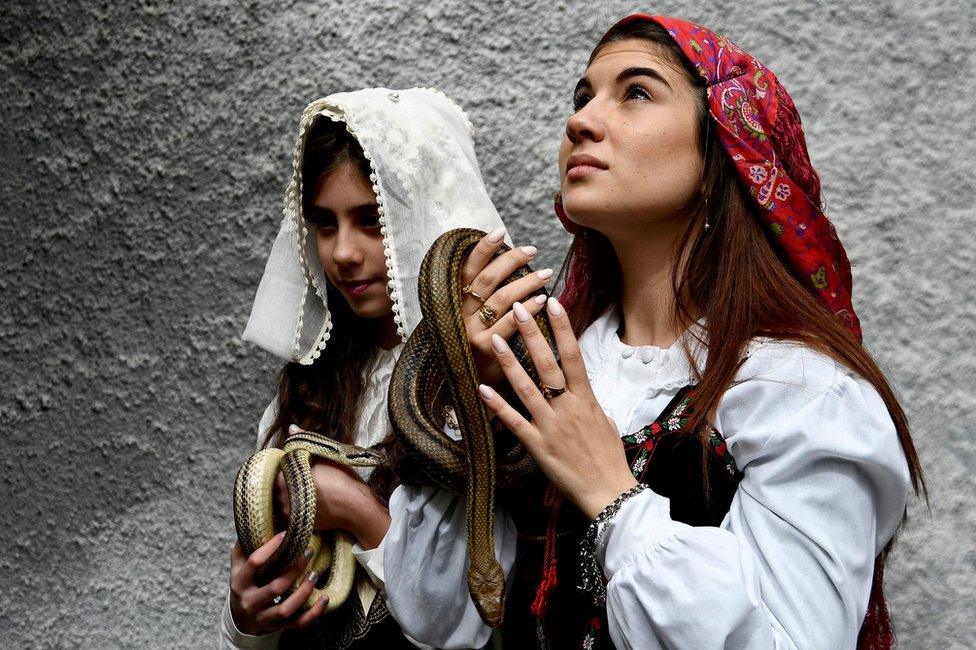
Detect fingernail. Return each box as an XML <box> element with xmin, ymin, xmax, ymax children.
<box><xmin>306</xmin><ymin>570</ymin><xmax>318</xmax><ymax>583</ymax></box>
<box><xmin>478</xmin><ymin>384</ymin><xmax>496</xmax><ymax>400</ymax></box>
<box><xmin>488</xmin><ymin>226</ymin><xmax>506</xmax><ymax>243</ymax></box>
<box><xmin>288</xmin><ymin>424</ymin><xmax>301</xmax><ymax>434</ymax></box>
<box><xmin>303</xmin><ymin>547</ymin><xmax>314</xmax><ymax>560</ymax></box>
<box><xmin>491</xmin><ymin>333</ymin><xmax>509</xmax><ymax>353</ymax></box>
<box><xmin>547</xmin><ymin>297</ymin><xmax>563</xmax><ymax>316</ymax></box>
<box><xmin>536</xmin><ymin>268</ymin><xmax>553</xmax><ymax>280</ymax></box>
<box><xmin>521</xmin><ymin>245</ymin><xmax>538</xmax><ymax>256</ymax></box>
<box><xmin>318</xmin><ymin>595</ymin><xmax>329</xmax><ymax>608</ymax></box>
<box><xmin>534</xmin><ymin>294</ymin><xmax>547</xmax><ymax>305</ymax></box>
<box><xmin>512</xmin><ymin>301</ymin><xmax>530</xmax><ymax>323</ymax></box>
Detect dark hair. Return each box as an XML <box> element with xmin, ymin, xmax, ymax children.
<box><xmin>560</xmin><ymin>20</ymin><xmax>924</xmax><ymax>501</ymax></box>
<box><xmin>262</xmin><ymin>117</ymin><xmax>398</xmax><ymax>503</ymax></box>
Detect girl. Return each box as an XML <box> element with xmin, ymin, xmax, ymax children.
<box><xmin>381</xmin><ymin>15</ymin><xmax>924</xmax><ymax>650</ymax></box>
<box><xmin>220</xmin><ymin>87</ymin><xmax>550</xmax><ymax>649</ymax></box>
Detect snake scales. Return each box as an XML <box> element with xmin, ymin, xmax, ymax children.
<box><xmin>390</xmin><ymin>227</ymin><xmax>558</xmax><ymax>627</ymax></box>
<box><xmin>233</xmin><ymin>227</ymin><xmax>556</xmax><ymax>630</ymax></box>
<box><xmin>233</xmin><ymin>427</ymin><xmax>384</xmax><ymax>614</ymax></box>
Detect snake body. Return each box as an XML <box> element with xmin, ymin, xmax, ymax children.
<box><xmin>390</xmin><ymin>228</ymin><xmax>558</xmax><ymax>627</ymax></box>
<box><xmin>233</xmin><ymin>428</ymin><xmax>383</xmax><ymax>613</ymax></box>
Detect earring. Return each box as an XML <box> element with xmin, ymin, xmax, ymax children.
<box><xmin>703</xmin><ymin>196</ymin><xmax>710</xmax><ymax>230</ymax></box>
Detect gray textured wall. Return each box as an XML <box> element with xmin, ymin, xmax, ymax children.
<box><xmin>1</xmin><ymin>1</ymin><xmax>973</xmax><ymax>647</ymax></box>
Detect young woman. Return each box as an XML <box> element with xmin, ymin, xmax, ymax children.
<box><xmin>219</xmin><ymin>87</ymin><xmax>551</xmax><ymax>649</ymax></box>
<box><xmin>380</xmin><ymin>15</ymin><xmax>924</xmax><ymax>649</ymax></box>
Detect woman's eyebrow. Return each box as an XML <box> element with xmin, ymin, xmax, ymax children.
<box><xmin>574</xmin><ymin>66</ymin><xmax>673</xmax><ymax>95</ymax></box>
<box><xmin>350</xmin><ymin>203</ymin><xmax>380</xmax><ymax>216</ymax></box>
<box><xmin>617</xmin><ymin>66</ymin><xmax>672</xmax><ymax>91</ymax></box>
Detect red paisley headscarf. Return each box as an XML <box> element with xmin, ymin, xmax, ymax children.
<box><xmin>556</xmin><ymin>13</ymin><xmax>861</xmax><ymax>340</ymax></box>
<box><xmin>556</xmin><ymin>14</ymin><xmax>892</xmax><ymax>648</ymax></box>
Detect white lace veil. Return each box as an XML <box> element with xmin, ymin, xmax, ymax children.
<box><xmin>242</xmin><ymin>87</ymin><xmax>508</xmax><ymax>364</ymax></box>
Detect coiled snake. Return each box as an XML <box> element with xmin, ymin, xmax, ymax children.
<box><xmin>233</xmin><ymin>228</ymin><xmax>556</xmax><ymax>629</ymax></box>
<box><xmin>233</xmin><ymin>427</ymin><xmax>383</xmax><ymax>613</ymax></box>
<box><xmin>390</xmin><ymin>227</ymin><xmax>557</xmax><ymax>627</ymax></box>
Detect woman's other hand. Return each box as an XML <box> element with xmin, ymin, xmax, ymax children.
<box><xmin>274</xmin><ymin>458</ymin><xmax>391</xmax><ymax>549</ymax></box>
<box><xmin>460</xmin><ymin>227</ymin><xmax>553</xmax><ymax>389</ymax></box>
<box><xmin>476</xmin><ymin>297</ymin><xmax>638</xmax><ymax>519</ymax></box>
<box><xmin>228</xmin><ymin>532</ymin><xmax>328</xmax><ymax>636</ymax></box>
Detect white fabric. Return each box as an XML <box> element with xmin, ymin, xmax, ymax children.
<box><xmin>380</xmin><ymin>308</ymin><xmax>912</xmax><ymax>649</ymax></box>
<box><xmin>242</xmin><ymin>87</ymin><xmax>508</xmax><ymax>364</ymax></box>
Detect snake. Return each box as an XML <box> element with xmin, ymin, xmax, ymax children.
<box><xmin>233</xmin><ymin>426</ymin><xmax>384</xmax><ymax>614</ymax></box>
<box><xmin>389</xmin><ymin>227</ymin><xmax>558</xmax><ymax>627</ymax></box>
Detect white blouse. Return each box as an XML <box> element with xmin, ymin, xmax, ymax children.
<box><xmin>220</xmin><ymin>344</ymin><xmax>424</xmax><ymax>650</ymax></box>
<box><xmin>380</xmin><ymin>309</ymin><xmax>912</xmax><ymax>649</ymax></box>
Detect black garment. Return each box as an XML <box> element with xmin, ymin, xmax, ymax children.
<box><xmin>502</xmin><ymin>386</ymin><xmax>741</xmax><ymax>649</ymax></box>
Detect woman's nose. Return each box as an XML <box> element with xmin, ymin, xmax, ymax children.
<box><xmin>332</xmin><ymin>226</ymin><xmax>364</xmax><ymax>266</ymax></box>
<box><xmin>565</xmin><ymin>102</ymin><xmax>606</xmax><ymax>144</ymax></box>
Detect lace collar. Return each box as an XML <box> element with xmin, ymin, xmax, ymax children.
<box><xmin>580</xmin><ymin>308</ymin><xmax>705</xmax><ymax>392</ymax></box>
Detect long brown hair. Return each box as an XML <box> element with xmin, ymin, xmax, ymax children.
<box><xmin>559</xmin><ymin>20</ymin><xmax>925</xmax><ymax>499</ymax></box>
<box><xmin>261</xmin><ymin>117</ymin><xmax>397</xmax><ymax>502</ymax></box>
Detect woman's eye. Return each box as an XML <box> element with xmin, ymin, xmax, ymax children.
<box><xmin>360</xmin><ymin>214</ymin><xmax>382</xmax><ymax>228</ymax></box>
<box><xmin>306</xmin><ymin>211</ymin><xmax>336</xmax><ymax>230</ymax></box>
<box><xmin>572</xmin><ymin>92</ymin><xmax>590</xmax><ymax>112</ymax></box>
<box><xmin>624</xmin><ymin>84</ymin><xmax>652</xmax><ymax>102</ymax></box>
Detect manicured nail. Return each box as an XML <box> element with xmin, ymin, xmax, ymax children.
<box><xmin>512</xmin><ymin>301</ymin><xmax>530</xmax><ymax>323</ymax></box>
<box><xmin>303</xmin><ymin>547</ymin><xmax>314</xmax><ymax>560</ymax></box>
<box><xmin>521</xmin><ymin>245</ymin><xmax>538</xmax><ymax>256</ymax></box>
<box><xmin>478</xmin><ymin>384</ymin><xmax>496</xmax><ymax>400</ymax></box>
<box><xmin>536</xmin><ymin>268</ymin><xmax>553</xmax><ymax>280</ymax></box>
<box><xmin>306</xmin><ymin>570</ymin><xmax>318</xmax><ymax>583</ymax></box>
<box><xmin>491</xmin><ymin>333</ymin><xmax>509</xmax><ymax>353</ymax></box>
<box><xmin>534</xmin><ymin>295</ymin><xmax>547</xmax><ymax>305</ymax></box>
<box><xmin>547</xmin><ymin>297</ymin><xmax>563</xmax><ymax>316</ymax></box>
<box><xmin>318</xmin><ymin>595</ymin><xmax>329</xmax><ymax>608</ymax></box>
<box><xmin>487</xmin><ymin>226</ymin><xmax>506</xmax><ymax>243</ymax></box>
<box><xmin>288</xmin><ymin>424</ymin><xmax>301</xmax><ymax>433</ymax></box>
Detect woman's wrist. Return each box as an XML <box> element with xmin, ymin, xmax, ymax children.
<box><xmin>578</xmin><ymin>473</ymin><xmax>640</xmax><ymax>520</ymax></box>
<box><xmin>340</xmin><ymin>485</ymin><xmax>391</xmax><ymax>549</ymax></box>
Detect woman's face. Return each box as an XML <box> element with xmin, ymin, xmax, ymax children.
<box><xmin>307</xmin><ymin>161</ymin><xmax>394</xmax><ymax>320</ymax></box>
<box><xmin>558</xmin><ymin>39</ymin><xmax>704</xmax><ymax>238</ymax></box>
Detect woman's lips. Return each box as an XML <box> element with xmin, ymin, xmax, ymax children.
<box><xmin>565</xmin><ymin>153</ymin><xmax>608</xmax><ymax>181</ymax></box>
<box><xmin>566</xmin><ymin>164</ymin><xmax>606</xmax><ymax>181</ymax></box>
<box><xmin>343</xmin><ymin>280</ymin><xmax>375</xmax><ymax>296</ymax></box>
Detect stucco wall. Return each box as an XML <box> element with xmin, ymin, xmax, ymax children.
<box><xmin>1</xmin><ymin>1</ymin><xmax>972</xmax><ymax>647</ymax></box>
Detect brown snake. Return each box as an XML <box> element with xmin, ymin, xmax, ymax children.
<box><xmin>389</xmin><ymin>227</ymin><xmax>558</xmax><ymax>627</ymax></box>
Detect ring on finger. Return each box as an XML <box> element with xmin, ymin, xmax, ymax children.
<box><xmin>461</xmin><ymin>284</ymin><xmax>486</xmax><ymax>303</ymax></box>
<box><xmin>478</xmin><ymin>304</ymin><xmax>499</xmax><ymax>326</ymax></box>
<box><xmin>272</xmin><ymin>594</ymin><xmax>283</xmax><ymax>605</ymax></box>
<box><xmin>540</xmin><ymin>383</ymin><xmax>567</xmax><ymax>400</ymax></box>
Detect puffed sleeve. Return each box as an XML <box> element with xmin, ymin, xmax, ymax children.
<box><xmin>597</xmin><ymin>344</ymin><xmax>912</xmax><ymax>649</ymax></box>
<box><xmin>382</xmin><ymin>483</ymin><xmax>517</xmax><ymax>649</ymax></box>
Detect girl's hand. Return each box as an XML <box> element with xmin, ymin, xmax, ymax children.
<box><xmin>228</xmin><ymin>532</ymin><xmax>329</xmax><ymax>636</ymax></box>
<box><xmin>274</xmin><ymin>458</ymin><xmax>391</xmax><ymax>549</ymax></box>
<box><xmin>476</xmin><ymin>297</ymin><xmax>638</xmax><ymax>519</ymax></box>
<box><xmin>460</xmin><ymin>227</ymin><xmax>553</xmax><ymax>389</ymax></box>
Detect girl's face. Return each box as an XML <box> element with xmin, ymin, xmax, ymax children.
<box><xmin>307</xmin><ymin>161</ymin><xmax>394</xmax><ymax>320</ymax></box>
<box><xmin>557</xmin><ymin>39</ymin><xmax>704</xmax><ymax>238</ymax></box>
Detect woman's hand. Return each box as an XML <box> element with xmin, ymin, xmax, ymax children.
<box><xmin>228</xmin><ymin>532</ymin><xmax>328</xmax><ymax>636</ymax></box>
<box><xmin>476</xmin><ymin>297</ymin><xmax>638</xmax><ymax>519</ymax></box>
<box><xmin>274</xmin><ymin>458</ymin><xmax>391</xmax><ymax>549</ymax></box>
<box><xmin>460</xmin><ymin>227</ymin><xmax>553</xmax><ymax>389</ymax></box>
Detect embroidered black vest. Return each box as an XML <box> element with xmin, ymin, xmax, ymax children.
<box><xmin>502</xmin><ymin>385</ymin><xmax>742</xmax><ymax>649</ymax></box>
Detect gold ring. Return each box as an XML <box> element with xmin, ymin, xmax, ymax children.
<box><xmin>477</xmin><ymin>304</ymin><xmax>499</xmax><ymax>327</ymax></box>
<box><xmin>540</xmin><ymin>383</ymin><xmax>567</xmax><ymax>400</ymax></box>
<box><xmin>461</xmin><ymin>284</ymin><xmax>486</xmax><ymax>303</ymax></box>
